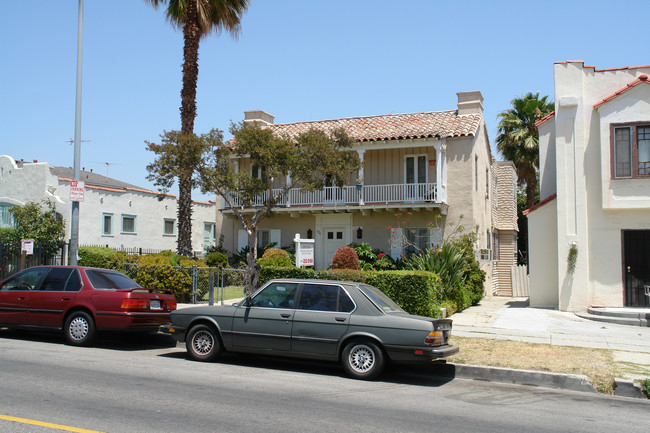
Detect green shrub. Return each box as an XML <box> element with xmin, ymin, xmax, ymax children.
<box><xmin>78</xmin><ymin>246</ymin><xmax>128</xmax><ymax>270</ymax></box>
<box><xmin>258</xmin><ymin>248</ymin><xmax>293</xmax><ymax>267</ymax></box>
<box><xmin>331</xmin><ymin>246</ymin><xmax>359</xmax><ymax>270</ymax></box>
<box><xmin>133</xmin><ymin>264</ymin><xmax>193</xmax><ymax>303</ymax></box>
<box><xmin>205</xmin><ymin>251</ymin><xmax>228</xmax><ymax>268</ymax></box>
<box><xmin>258</xmin><ymin>266</ymin><xmax>442</xmax><ymax>318</ymax></box>
<box><xmin>642</xmin><ymin>378</ymin><xmax>650</xmax><ymax>398</ymax></box>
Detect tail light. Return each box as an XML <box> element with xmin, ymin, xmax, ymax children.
<box><xmin>121</xmin><ymin>299</ymin><xmax>148</xmax><ymax>310</ymax></box>
<box><xmin>424</xmin><ymin>331</ymin><xmax>443</xmax><ymax>345</ymax></box>
<box><xmin>166</xmin><ymin>299</ymin><xmax>177</xmax><ymax>310</ymax></box>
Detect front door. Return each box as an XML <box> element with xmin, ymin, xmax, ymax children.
<box><xmin>231</xmin><ymin>281</ymin><xmax>299</xmax><ymax>352</ymax></box>
<box><xmin>324</xmin><ymin>229</ymin><xmax>347</xmax><ymax>267</ymax></box>
<box><xmin>623</xmin><ymin>230</ymin><xmax>650</xmax><ymax>307</ymax></box>
<box><xmin>405</xmin><ymin>155</ymin><xmax>427</xmax><ymax>200</ymax></box>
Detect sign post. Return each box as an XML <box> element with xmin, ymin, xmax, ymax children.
<box><xmin>294</xmin><ymin>234</ymin><xmax>315</xmax><ymax>268</ymax></box>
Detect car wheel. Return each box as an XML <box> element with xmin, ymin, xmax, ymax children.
<box><xmin>186</xmin><ymin>324</ymin><xmax>222</xmax><ymax>362</ymax></box>
<box><xmin>64</xmin><ymin>311</ymin><xmax>96</xmax><ymax>347</ymax></box>
<box><xmin>342</xmin><ymin>340</ymin><xmax>385</xmax><ymax>380</ymax></box>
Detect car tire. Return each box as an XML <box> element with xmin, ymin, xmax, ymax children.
<box><xmin>64</xmin><ymin>311</ymin><xmax>96</xmax><ymax>347</ymax></box>
<box><xmin>342</xmin><ymin>340</ymin><xmax>385</xmax><ymax>380</ymax></box>
<box><xmin>186</xmin><ymin>324</ymin><xmax>222</xmax><ymax>362</ymax></box>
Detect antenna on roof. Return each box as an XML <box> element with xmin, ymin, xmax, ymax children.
<box><xmin>93</xmin><ymin>161</ymin><xmax>123</xmax><ymax>176</ymax></box>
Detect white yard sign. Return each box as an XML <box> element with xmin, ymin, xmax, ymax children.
<box><xmin>70</xmin><ymin>180</ymin><xmax>85</xmax><ymax>202</ymax></box>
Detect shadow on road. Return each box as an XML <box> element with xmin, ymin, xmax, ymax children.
<box><xmin>157</xmin><ymin>348</ymin><xmax>456</xmax><ymax>387</ymax></box>
<box><xmin>0</xmin><ymin>327</ymin><xmax>177</xmax><ymax>350</ymax></box>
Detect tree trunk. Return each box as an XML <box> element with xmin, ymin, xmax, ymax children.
<box><xmin>176</xmin><ymin>1</ymin><xmax>201</xmax><ymax>256</ymax></box>
<box><xmin>246</xmin><ymin>226</ymin><xmax>260</xmax><ymax>294</ymax></box>
<box><xmin>525</xmin><ymin>175</ymin><xmax>537</xmax><ymax>210</ymax></box>
<box><xmin>177</xmin><ymin>173</ymin><xmax>193</xmax><ymax>257</ymax></box>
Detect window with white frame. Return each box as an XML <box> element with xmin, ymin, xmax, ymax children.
<box><xmin>102</xmin><ymin>213</ymin><xmax>113</xmax><ymax>236</ymax></box>
<box><xmin>121</xmin><ymin>214</ymin><xmax>136</xmax><ymax>234</ymax></box>
<box><xmin>252</xmin><ymin>164</ymin><xmax>267</xmax><ymax>184</ymax></box>
<box><xmin>164</xmin><ymin>218</ymin><xmax>175</xmax><ymax>236</ymax></box>
<box><xmin>405</xmin><ymin>228</ymin><xmax>429</xmax><ymax>256</ymax></box>
<box><xmin>0</xmin><ymin>203</ymin><xmax>15</xmax><ymax>229</ymax></box>
<box><xmin>612</xmin><ymin>124</ymin><xmax>650</xmax><ymax>178</ymax></box>
<box><xmin>258</xmin><ymin>229</ymin><xmax>271</xmax><ymax>249</ymax></box>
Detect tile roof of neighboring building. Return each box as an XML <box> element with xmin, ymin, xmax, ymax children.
<box><xmin>268</xmin><ymin>110</ymin><xmax>482</xmax><ymax>142</ymax></box>
<box><xmin>593</xmin><ymin>74</ymin><xmax>650</xmax><ymax>109</ymax></box>
<box><xmin>555</xmin><ymin>60</ymin><xmax>650</xmax><ymax>72</ymax></box>
<box><xmin>51</xmin><ymin>166</ymin><xmax>144</xmax><ymax>190</ymax></box>
<box><xmin>522</xmin><ymin>193</ymin><xmax>557</xmax><ymax>216</ymax></box>
<box><xmin>534</xmin><ymin>111</ymin><xmax>555</xmax><ymax>128</ymax></box>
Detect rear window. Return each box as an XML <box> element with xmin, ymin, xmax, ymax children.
<box><xmin>85</xmin><ymin>269</ymin><xmax>141</xmax><ymax>290</ymax></box>
<box><xmin>358</xmin><ymin>284</ymin><xmax>404</xmax><ymax>313</ymax></box>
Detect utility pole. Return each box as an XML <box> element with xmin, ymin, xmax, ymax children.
<box><xmin>70</xmin><ymin>0</ymin><xmax>84</xmax><ymax>266</ymax></box>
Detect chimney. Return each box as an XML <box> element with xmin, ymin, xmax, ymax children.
<box><xmin>456</xmin><ymin>91</ymin><xmax>484</xmax><ymax>116</ymax></box>
<box><xmin>243</xmin><ymin>110</ymin><xmax>275</xmax><ymax>128</ymax></box>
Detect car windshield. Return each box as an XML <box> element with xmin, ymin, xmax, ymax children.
<box><xmin>358</xmin><ymin>284</ymin><xmax>405</xmax><ymax>313</ymax></box>
<box><xmin>85</xmin><ymin>269</ymin><xmax>141</xmax><ymax>290</ymax></box>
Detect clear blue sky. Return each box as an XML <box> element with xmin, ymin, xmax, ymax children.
<box><xmin>2</xmin><ymin>1</ymin><xmax>648</xmax><ymax>201</ymax></box>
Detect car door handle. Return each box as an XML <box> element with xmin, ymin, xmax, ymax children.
<box><xmin>335</xmin><ymin>317</ymin><xmax>347</xmax><ymax>322</ymax></box>
<box><xmin>280</xmin><ymin>313</ymin><xmax>292</xmax><ymax>319</ymax></box>
<box><xmin>60</xmin><ymin>297</ymin><xmax>71</xmax><ymax>301</ymax></box>
<box><xmin>18</xmin><ymin>296</ymin><xmax>27</xmax><ymax>300</ymax></box>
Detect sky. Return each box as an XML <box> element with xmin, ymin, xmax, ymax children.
<box><xmin>2</xmin><ymin>0</ymin><xmax>649</xmax><ymax>201</ymax></box>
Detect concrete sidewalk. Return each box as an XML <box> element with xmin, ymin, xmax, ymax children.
<box><xmin>449</xmin><ymin>296</ymin><xmax>650</xmax><ymax>393</ymax></box>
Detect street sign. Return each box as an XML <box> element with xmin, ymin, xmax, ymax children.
<box><xmin>70</xmin><ymin>180</ymin><xmax>85</xmax><ymax>202</ymax></box>
<box><xmin>21</xmin><ymin>239</ymin><xmax>34</xmax><ymax>255</ymax></box>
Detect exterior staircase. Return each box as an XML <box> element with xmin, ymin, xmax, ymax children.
<box><xmin>575</xmin><ymin>307</ymin><xmax>650</xmax><ymax>327</ymax></box>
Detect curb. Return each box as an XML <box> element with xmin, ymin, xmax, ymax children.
<box><xmin>434</xmin><ymin>363</ymin><xmax>597</xmax><ymax>393</ymax></box>
<box><xmin>614</xmin><ymin>379</ymin><xmax>646</xmax><ymax>398</ymax></box>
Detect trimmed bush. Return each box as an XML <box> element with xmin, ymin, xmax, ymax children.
<box><xmin>78</xmin><ymin>246</ymin><xmax>128</xmax><ymax>270</ymax></box>
<box><xmin>205</xmin><ymin>251</ymin><xmax>228</xmax><ymax>268</ymax></box>
<box><xmin>331</xmin><ymin>246</ymin><xmax>359</xmax><ymax>270</ymax></box>
<box><xmin>258</xmin><ymin>248</ymin><xmax>293</xmax><ymax>268</ymax></box>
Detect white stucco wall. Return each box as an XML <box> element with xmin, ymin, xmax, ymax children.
<box><xmin>0</xmin><ymin>155</ymin><xmax>217</xmax><ymax>255</ymax></box>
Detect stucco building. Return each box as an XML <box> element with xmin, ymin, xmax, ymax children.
<box><xmin>218</xmin><ymin>91</ymin><xmax>518</xmax><ymax>294</ymax></box>
<box><xmin>0</xmin><ymin>155</ymin><xmax>218</xmax><ymax>255</ymax></box>
<box><xmin>526</xmin><ymin>61</ymin><xmax>650</xmax><ymax>311</ymax></box>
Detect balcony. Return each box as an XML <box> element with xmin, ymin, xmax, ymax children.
<box><xmin>222</xmin><ymin>182</ymin><xmax>444</xmax><ymax>213</ymax></box>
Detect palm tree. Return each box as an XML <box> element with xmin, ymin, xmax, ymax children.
<box><xmin>146</xmin><ymin>0</ymin><xmax>250</xmax><ymax>256</ymax></box>
<box><xmin>496</xmin><ymin>92</ymin><xmax>554</xmax><ymax>209</ymax></box>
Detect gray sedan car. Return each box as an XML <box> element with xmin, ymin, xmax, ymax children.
<box><xmin>163</xmin><ymin>279</ymin><xmax>458</xmax><ymax>379</ymax></box>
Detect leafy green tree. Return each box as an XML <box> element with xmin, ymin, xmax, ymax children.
<box><xmin>496</xmin><ymin>92</ymin><xmax>554</xmax><ymax>209</ymax></box>
<box><xmin>145</xmin><ymin>0</ymin><xmax>250</xmax><ymax>255</ymax></box>
<box><xmin>197</xmin><ymin>122</ymin><xmax>360</xmax><ymax>291</ymax></box>
<box><xmin>3</xmin><ymin>201</ymin><xmax>65</xmax><ymax>244</ymax></box>
<box><xmin>146</xmin><ymin>129</ymin><xmax>224</xmax><ymax>256</ymax></box>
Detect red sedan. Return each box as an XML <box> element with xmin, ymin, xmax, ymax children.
<box><xmin>0</xmin><ymin>266</ymin><xmax>177</xmax><ymax>346</ymax></box>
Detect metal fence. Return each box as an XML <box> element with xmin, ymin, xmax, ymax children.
<box><xmin>80</xmin><ymin>244</ymin><xmax>167</xmax><ymax>256</ymax></box>
<box><xmin>122</xmin><ymin>263</ymin><xmax>248</xmax><ymax>304</ymax></box>
<box><xmin>0</xmin><ymin>242</ymin><xmax>67</xmax><ymax>281</ymax></box>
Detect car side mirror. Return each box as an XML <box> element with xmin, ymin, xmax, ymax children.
<box><xmin>244</xmin><ymin>295</ymin><xmax>252</xmax><ymax>307</ymax></box>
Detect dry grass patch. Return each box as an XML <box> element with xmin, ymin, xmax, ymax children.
<box><xmin>448</xmin><ymin>336</ymin><xmax>618</xmax><ymax>393</ymax></box>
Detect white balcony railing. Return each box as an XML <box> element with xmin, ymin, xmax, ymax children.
<box><xmin>223</xmin><ymin>183</ymin><xmax>439</xmax><ymax>209</ymax></box>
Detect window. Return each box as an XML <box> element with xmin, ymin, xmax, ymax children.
<box><xmin>405</xmin><ymin>228</ymin><xmax>429</xmax><ymax>256</ymax></box>
<box><xmin>405</xmin><ymin>155</ymin><xmax>427</xmax><ymax>184</ymax></box>
<box><xmin>493</xmin><ymin>232</ymin><xmax>501</xmax><ymax>261</ymax></box>
<box><xmin>475</xmin><ymin>155</ymin><xmax>479</xmax><ymax>191</ymax></box>
<box><xmin>121</xmin><ymin>214</ymin><xmax>136</xmax><ymax>234</ymax></box>
<box><xmin>164</xmin><ymin>218</ymin><xmax>175</xmax><ymax>236</ymax></box>
<box><xmin>252</xmin><ymin>282</ymin><xmax>298</xmax><ymax>308</ymax></box>
<box><xmin>0</xmin><ymin>267</ymin><xmax>49</xmax><ymax>291</ymax></box>
<box><xmin>40</xmin><ymin>268</ymin><xmax>82</xmax><ymax>292</ymax></box>
<box><xmin>252</xmin><ymin>164</ymin><xmax>267</xmax><ymax>184</ymax></box>
<box><xmin>102</xmin><ymin>213</ymin><xmax>113</xmax><ymax>236</ymax></box>
<box><xmin>612</xmin><ymin>124</ymin><xmax>650</xmax><ymax>178</ymax></box>
<box><xmin>486</xmin><ymin>168</ymin><xmax>490</xmax><ymax>199</ymax></box>
<box><xmin>298</xmin><ymin>283</ymin><xmax>351</xmax><ymax>312</ymax></box>
<box><xmin>257</xmin><ymin>230</ymin><xmax>270</xmax><ymax>249</ymax></box>
<box><xmin>0</xmin><ymin>203</ymin><xmax>15</xmax><ymax>228</ymax></box>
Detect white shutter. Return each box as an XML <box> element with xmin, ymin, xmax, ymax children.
<box><xmin>237</xmin><ymin>230</ymin><xmax>248</xmax><ymax>252</ymax></box>
<box><xmin>390</xmin><ymin>228</ymin><xmax>403</xmax><ymax>260</ymax></box>
<box><xmin>271</xmin><ymin>229</ymin><xmax>281</xmax><ymax>247</ymax></box>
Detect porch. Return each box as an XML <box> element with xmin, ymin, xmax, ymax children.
<box><xmin>221</xmin><ymin>182</ymin><xmax>444</xmax><ymax>211</ymax></box>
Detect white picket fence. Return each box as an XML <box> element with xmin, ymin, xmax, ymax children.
<box><xmin>510</xmin><ymin>265</ymin><xmax>529</xmax><ymax>297</ymax></box>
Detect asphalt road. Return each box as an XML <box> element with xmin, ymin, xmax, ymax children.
<box><xmin>1</xmin><ymin>329</ymin><xmax>648</xmax><ymax>433</ymax></box>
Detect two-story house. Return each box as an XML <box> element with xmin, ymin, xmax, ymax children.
<box><xmin>0</xmin><ymin>155</ymin><xmax>218</xmax><ymax>255</ymax></box>
<box><xmin>217</xmin><ymin>91</ymin><xmax>518</xmax><ymax>294</ymax></box>
<box><xmin>526</xmin><ymin>61</ymin><xmax>650</xmax><ymax>311</ymax></box>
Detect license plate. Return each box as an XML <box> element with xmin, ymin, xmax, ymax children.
<box><xmin>150</xmin><ymin>300</ymin><xmax>162</xmax><ymax>310</ymax></box>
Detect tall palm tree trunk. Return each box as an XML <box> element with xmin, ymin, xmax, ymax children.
<box><xmin>177</xmin><ymin>0</ymin><xmax>200</xmax><ymax>256</ymax></box>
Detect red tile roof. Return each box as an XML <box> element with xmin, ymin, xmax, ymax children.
<box><xmin>535</xmin><ymin>111</ymin><xmax>555</xmax><ymax>128</ymax></box>
<box><xmin>268</xmin><ymin>110</ymin><xmax>481</xmax><ymax>142</ymax></box>
<box><xmin>593</xmin><ymin>74</ymin><xmax>650</xmax><ymax>109</ymax></box>
<box><xmin>555</xmin><ymin>60</ymin><xmax>650</xmax><ymax>72</ymax></box>
<box><xmin>523</xmin><ymin>193</ymin><xmax>557</xmax><ymax>216</ymax></box>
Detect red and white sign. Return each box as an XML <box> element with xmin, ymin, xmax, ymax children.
<box><xmin>21</xmin><ymin>239</ymin><xmax>34</xmax><ymax>255</ymax></box>
<box><xmin>70</xmin><ymin>180</ymin><xmax>85</xmax><ymax>202</ymax></box>
<box><xmin>299</xmin><ymin>244</ymin><xmax>315</xmax><ymax>266</ymax></box>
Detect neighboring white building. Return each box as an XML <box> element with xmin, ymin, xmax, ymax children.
<box><xmin>218</xmin><ymin>92</ymin><xmax>519</xmax><ymax>294</ymax></box>
<box><xmin>526</xmin><ymin>61</ymin><xmax>650</xmax><ymax>311</ymax></box>
<box><xmin>0</xmin><ymin>155</ymin><xmax>218</xmax><ymax>255</ymax></box>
